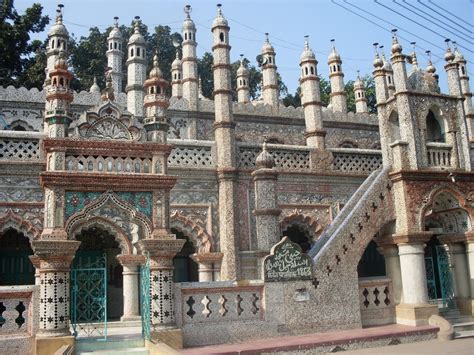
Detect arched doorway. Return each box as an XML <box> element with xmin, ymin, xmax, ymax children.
<box><xmin>282</xmin><ymin>223</ymin><xmax>312</xmax><ymax>253</ymax></box>
<box><xmin>0</xmin><ymin>229</ymin><xmax>34</xmax><ymax>285</ymax></box>
<box><xmin>74</xmin><ymin>226</ymin><xmax>123</xmax><ymax>321</ymax></box>
<box><xmin>172</xmin><ymin>228</ymin><xmax>199</xmax><ymax>282</ymax></box>
<box><xmin>357</xmin><ymin>240</ymin><xmax>386</xmax><ymax>278</ymax></box>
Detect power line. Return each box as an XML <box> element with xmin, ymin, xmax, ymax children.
<box><xmin>417</xmin><ymin>0</ymin><xmax>472</xmax><ymax>34</ymax></box>
<box><xmin>394</xmin><ymin>0</ymin><xmax>473</xmax><ymax>45</ymax></box>
<box><xmin>374</xmin><ymin>0</ymin><xmax>473</xmax><ymax>53</ymax></box>
<box><xmin>426</xmin><ymin>0</ymin><xmax>473</xmax><ymax>29</ymax></box>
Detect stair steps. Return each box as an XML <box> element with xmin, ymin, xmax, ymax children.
<box><xmin>440</xmin><ymin>309</ymin><xmax>474</xmax><ymax>339</ymax></box>
<box><xmin>75</xmin><ymin>336</ymin><xmax>148</xmax><ymax>355</ymax></box>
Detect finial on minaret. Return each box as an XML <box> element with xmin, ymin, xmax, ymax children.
<box><xmin>184</xmin><ymin>4</ymin><xmax>192</xmax><ymax>18</ymax></box>
<box><xmin>101</xmin><ymin>67</ymin><xmax>115</xmax><ymax>101</ymax></box>
<box><xmin>444</xmin><ymin>38</ymin><xmax>455</xmax><ymax>62</ymax></box>
<box><xmin>134</xmin><ymin>15</ymin><xmax>140</xmax><ymax>33</ymax></box>
<box><xmin>265</xmin><ymin>32</ymin><xmax>270</xmax><ymax>43</ymax></box>
<box><xmin>410</xmin><ymin>41</ymin><xmax>418</xmax><ymax>68</ymax></box>
<box><xmin>240</xmin><ymin>54</ymin><xmax>244</xmax><ymax>65</ymax></box>
<box><xmin>113</xmin><ymin>16</ymin><xmax>119</xmax><ymax>27</ymax></box>
<box><xmin>330</xmin><ymin>38</ymin><xmax>336</xmax><ymax>50</ymax></box>
<box><xmin>357</xmin><ymin>70</ymin><xmax>361</xmax><ymax>80</ymax></box>
<box><xmin>391</xmin><ymin>29</ymin><xmax>402</xmax><ymax>54</ymax></box>
<box><xmin>304</xmin><ymin>35</ymin><xmax>309</xmax><ymax>49</ymax></box>
<box><xmin>217</xmin><ymin>3</ymin><xmax>223</xmax><ymax>15</ymax></box>
<box><xmin>56</xmin><ymin>4</ymin><xmax>64</xmax><ymax>24</ymax></box>
<box><xmin>425</xmin><ymin>50</ymin><xmax>436</xmax><ymax>75</ymax></box>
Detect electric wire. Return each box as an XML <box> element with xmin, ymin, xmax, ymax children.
<box><xmin>417</xmin><ymin>0</ymin><xmax>472</xmax><ymax>34</ymax></box>
<box><xmin>425</xmin><ymin>0</ymin><xmax>473</xmax><ymax>29</ymax></box>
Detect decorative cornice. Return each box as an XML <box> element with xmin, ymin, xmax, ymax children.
<box><xmin>263</xmin><ymin>84</ymin><xmax>279</xmax><ymax>90</ymax></box>
<box><xmin>116</xmin><ymin>254</ymin><xmax>146</xmax><ymax>267</ymax></box>
<box><xmin>304</xmin><ymin>129</ymin><xmax>326</xmax><ymax>138</ymax></box>
<box><xmin>392</xmin><ymin>231</ymin><xmax>433</xmax><ymax>245</ymax></box>
<box><xmin>389</xmin><ymin>170</ymin><xmax>474</xmax><ymax>183</ymax></box>
<box><xmin>190</xmin><ymin>252</ymin><xmax>223</xmax><ymax>264</ymax></box>
<box><xmin>299</xmin><ymin>76</ymin><xmax>319</xmax><ymax>85</ymax></box>
<box><xmin>211</xmin><ymin>44</ymin><xmax>231</xmax><ymax>51</ymax></box>
<box><xmin>302</xmin><ymin>100</ymin><xmax>322</xmax><ymax>108</ymax></box>
<box><xmin>213</xmin><ymin>121</ymin><xmax>236</xmax><ymax>130</ymax></box>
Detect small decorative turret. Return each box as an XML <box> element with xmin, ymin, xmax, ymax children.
<box><xmin>444</xmin><ymin>39</ymin><xmax>462</xmax><ymax>97</ymax></box>
<box><xmin>299</xmin><ymin>36</ymin><xmax>325</xmax><ymax>148</ymax></box>
<box><xmin>89</xmin><ymin>77</ymin><xmax>100</xmax><ymax>93</ymax></box>
<box><xmin>409</xmin><ymin>42</ymin><xmax>419</xmax><ymax>71</ymax></box>
<box><xmin>452</xmin><ymin>44</ymin><xmax>474</xmax><ymax>139</ymax></box>
<box><xmin>182</xmin><ymin>5</ymin><xmax>199</xmax><ymax>110</ymax></box>
<box><xmin>256</xmin><ymin>141</ymin><xmax>275</xmax><ymax>169</ymax></box>
<box><xmin>372</xmin><ymin>43</ymin><xmax>388</xmax><ymax>107</ymax></box>
<box><xmin>107</xmin><ymin>17</ymin><xmax>124</xmax><ymax>94</ymax></box>
<box><xmin>425</xmin><ymin>50</ymin><xmax>439</xmax><ymax>84</ymax></box>
<box><xmin>45</xmin><ymin>4</ymin><xmax>69</xmax><ymax>87</ymax></box>
<box><xmin>261</xmin><ymin>33</ymin><xmax>279</xmax><ymax>107</ymax></box>
<box><xmin>390</xmin><ymin>29</ymin><xmax>408</xmax><ymax>92</ymax></box>
<box><xmin>44</xmin><ymin>51</ymin><xmax>74</xmax><ymax>138</ymax></box>
<box><xmin>236</xmin><ymin>55</ymin><xmax>250</xmax><ymax>103</ymax></box>
<box><xmin>354</xmin><ymin>71</ymin><xmax>368</xmax><ymax>113</ymax></box>
<box><xmin>171</xmin><ymin>48</ymin><xmax>182</xmax><ymax>99</ymax></box>
<box><xmin>126</xmin><ymin>16</ymin><xmax>147</xmax><ymax>117</ymax></box>
<box><xmin>328</xmin><ymin>39</ymin><xmax>347</xmax><ymax>113</ymax></box>
<box><xmin>101</xmin><ymin>69</ymin><xmax>115</xmax><ymax>102</ymax></box>
<box><xmin>380</xmin><ymin>46</ymin><xmax>395</xmax><ymax>96</ymax></box>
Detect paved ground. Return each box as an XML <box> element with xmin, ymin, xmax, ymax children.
<box><xmin>342</xmin><ymin>338</ymin><xmax>474</xmax><ymax>355</ymax></box>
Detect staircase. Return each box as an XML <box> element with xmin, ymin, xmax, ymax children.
<box><xmin>75</xmin><ymin>321</ymin><xmax>148</xmax><ymax>354</ymax></box>
<box><xmin>441</xmin><ymin>309</ymin><xmax>474</xmax><ymax>339</ymax></box>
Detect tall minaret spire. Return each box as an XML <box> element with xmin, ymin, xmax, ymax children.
<box><xmin>181</xmin><ymin>5</ymin><xmax>199</xmax><ymax>110</ymax></box>
<box><xmin>107</xmin><ymin>17</ymin><xmax>124</xmax><ymax>94</ymax></box>
<box><xmin>236</xmin><ymin>55</ymin><xmax>250</xmax><ymax>103</ymax></box>
<box><xmin>354</xmin><ymin>70</ymin><xmax>368</xmax><ymax>113</ymax></box>
<box><xmin>211</xmin><ymin>4</ymin><xmax>239</xmax><ymax>281</ymax></box>
<box><xmin>45</xmin><ymin>4</ymin><xmax>69</xmax><ymax>87</ymax></box>
<box><xmin>453</xmin><ymin>43</ymin><xmax>474</xmax><ymax>140</ymax></box>
<box><xmin>126</xmin><ymin>16</ymin><xmax>147</xmax><ymax>117</ymax></box>
<box><xmin>171</xmin><ymin>48</ymin><xmax>183</xmax><ymax>99</ymax></box>
<box><xmin>299</xmin><ymin>35</ymin><xmax>325</xmax><ymax>148</ymax></box>
<box><xmin>261</xmin><ymin>33</ymin><xmax>279</xmax><ymax>107</ymax></box>
<box><xmin>328</xmin><ymin>39</ymin><xmax>347</xmax><ymax>113</ymax></box>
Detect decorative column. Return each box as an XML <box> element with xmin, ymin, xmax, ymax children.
<box><xmin>117</xmin><ymin>254</ymin><xmax>144</xmax><ymax>322</ymax></box>
<box><xmin>212</xmin><ymin>4</ymin><xmax>240</xmax><ymax>280</ymax></box>
<box><xmin>191</xmin><ymin>252</ymin><xmax>223</xmax><ymax>282</ymax></box>
<box><xmin>251</xmin><ymin>142</ymin><xmax>281</xmax><ymax>278</ymax></box>
<box><xmin>454</xmin><ymin>47</ymin><xmax>474</xmax><ymax>140</ymax></box>
<box><xmin>327</xmin><ymin>40</ymin><xmax>347</xmax><ymax>114</ymax></box>
<box><xmin>261</xmin><ymin>33</ymin><xmax>279</xmax><ymax>107</ymax></box>
<box><xmin>354</xmin><ymin>71</ymin><xmax>368</xmax><ymax>113</ymax></box>
<box><xmin>465</xmin><ymin>231</ymin><xmax>474</xmax><ymax>315</ymax></box>
<box><xmin>376</xmin><ymin>240</ymin><xmax>403</xmax><ymax>304</ymax></box>
<box><xmin>449</xmin><ymin>242</ymin><xmax>471</xmax><ymax>313</ymax></box>
<box><xmin>106</xmin><ymin>17</ymin><xmax>124</xmax><ymax>95</ymax></box>
<box><xmin>236</xmin><ymin>55</ymin><xmax>250</xmax><ymax>103</ymax></box>
<box><xmin>31</xmin><ymin>240</ymin><xmax>80</xmax><ymax>337</ymax></box>
<box><xmin>393</xmin><ymin>233</ymin><xmax>437</xmax><ymax>326</ymax></box>
<box><xmin>171</xmin><ymin>48</ymin><xmax>183</xmax><ymax>99</ymax></box>
<box><xmin>137</xmin><ymin>238</ymin><xmax>185</xmax><ymax>327</ymax></box>
<box><xmin>181</xmin><ymin>5</ymin><xmax>199</xmax><ymax>110</ymax></box>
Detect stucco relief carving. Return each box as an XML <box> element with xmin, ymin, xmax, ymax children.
<box><xmin>0</xmin><ymin>209</ymin><xmax>42</xmax><ymax>239</ymax></box>
<box><xmin>0</xmin><ymin>176</ymin><xmax>43</xmax><ymax>202</ymax></box>
<box><xmin>280</xmin><ymin>207</ymin><xmax>326</xmax><ymax>242</ymax></box>
<box><xmin>170</xmin><ymin>209</ymin><xmax>213</xmax><ymax>253</ymax></box>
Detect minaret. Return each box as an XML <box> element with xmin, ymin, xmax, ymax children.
<box><xmin>143</xmin><ymin>54</ymin><xmax>170</xmax><ymax>145</ymax></box>
<box><xmin>171</xmin><ymin>48</ymin><xmax>183</xmax><ymax>99</ymax></box>
<box><xmin>107</xmin><ymin>17</ymin><xmax>124</xmax><ymax>95</ymax></box>
<box><xmin>390</xmin><ymin>31</ymin><xmax>408</xmax><ymax>92</ymax></box>
<box><xmin>236</xmin><ymin>55</ymin><xmax>250</xmax><ymax>103</ymax></box>
<box><xmin>45</xmin><ymin>4</ymin><xmax>69</xmax><ymax>87</ymax></box>
<box><xmin>181</xmin><ymin>5</ymin><xmax>199</xmax><ymax>110</ymax></box>
<box><xmin>44</xmin><ymin>51</ymin><xmax>74</xmax><ymax>138</ymax></box>
<box><xmin>354</xmin><ymin>71</ymin><xmax>368</xmax><ymax>113</ymax></box>
<box><xmin>425</xmin><ymin>51</ymin><xmax>439</xmax><ymax>84</ymax></box>
<box><xmin>126</xmin><ymin>16</ymin><xmax>146</xmax><ymax>117</ymax></box>
<box><xmin>454</xmin><ymin>45</ymin><xmax>474</xmax><ymax>139</ymax></box>
<box><xmin>380</xmin><ymin>46</ymin><xmax>395</xmax><ymax>96</ymax></box>
<box><xmin>261</xmin><ymin>33</ymin><xmax>279</xmax><ymax>107</ymax></box>
<box><xmin>328</xmin><ymin>40</ymin><xmax>347</xmax><ymax>113</ymax></box>
<box><xmin>211</xmin><ymin>4</ymin><xmax>239</xmax><ymax>280</ymax></box>
<box><xmin>299</xmin><ymin>36</ymin><xmax>325</xmax><ymax>148</ymax></box>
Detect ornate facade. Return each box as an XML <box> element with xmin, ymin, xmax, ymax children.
<box><xmin>0</xmin><ymin>4</ymin><xmax>473</xmax><ymax>354</ymax></box>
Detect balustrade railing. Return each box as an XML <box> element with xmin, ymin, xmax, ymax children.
<box><xmin>237</xmin><ymin>142</ymin><xmax>311</xmax><ymax>170</ymax></box>
<box><xmin>426</xmin><ymin>142</ymin><xmax>452</xmax><ymax>167</ymax></box>
<box><xmin>65</xmin><ymin>155</ymin><xmax>152</xmax><ymax>174</ymax></box>
<box><xmin>175</xmin><ymin>281</ymin><xmax>264</xmax><ymax>326</ymax></box>
<box><xmin>0</xmin><ymin>286</ymin><xmax>39</xmax><ymax>353</ymax></box>
<box><xmin>329</xmin><ymin>148</ymin><xmax>382</xmax><ymax>174</ymax></box>
<box><xmin>0</xmin><ymin>131</ymin><xmax>42</xmax><ymax>161</ymax></box>
<box><xmin>358</xmin><ymin>277</ymin><xmax>395</xmax><ymax>326</ymax></box>
<box><xmin>168</xmin><ymin>139</ymin><xmax>214</xmax><ymax>168</ymax></box>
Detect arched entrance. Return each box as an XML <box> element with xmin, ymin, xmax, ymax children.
<box><xmin>282</xmin><ymin>223</ymin><xmax>312</xmax><ymax>253</ymax></box>
<box><xmin>172</xmin><ymin>228</ymin><xmax>198</xmax><ymax>282</ymax></box>
<box><xmin>75</xmin><ymin>226</ymin><xmax>124</xmax><ymax>320</ymax></box>
<box><xmin>357</xmin><ymin>240</ymin><xmax>386</xmax><ymax>278</ymax></box>
<box><xmin>0</xmin><ymin>229</ymin><xmax>34</xmax><ymax>285</ymax></box>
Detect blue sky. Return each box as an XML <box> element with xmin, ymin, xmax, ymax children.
<box><xmin>16</xmin><ymin>0</ymin><xmax>473</xmax><ymax>93</ymax></box>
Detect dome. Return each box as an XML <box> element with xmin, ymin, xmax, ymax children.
<box><xmin>300</xmin><ymin>38</ymin><xmax>316</xmax><ymax>62</ymax></box>
<box><xmin>48</xmin><ymin>11</ymin><xmax>68</xmax><ymax>37</ymax></box>
<box><xmin>354</xmin><ymin>74</ymin><xmax>364</xmax><ymax>90</ymax></box>
<box><xmin>212</xmin><ymin>5</ymin><xmax>228</xmax><ymax>28</ymax></box>
<box><xmin>391</xmin><ymin>36</ymin><xmax>402</xmax><ymax>55</ymax></box>
<box><xmin>373</xmin><ymin>54</ymin><xmax>383</xmax><ymax>68</ymax></box>
<box><xmin>172</xmin><ymin>51</ymin><xmax>181</xmax><ymax>70</ymax></box>
<box><xmin>328</xmin><ymin>46</ymin><xmax>341</xmax><ymax>62</ymax></box>
<box><xmin>149</xmin><ymin>55</ymin><xmax>163</xmax><ymax>79</ymax></box>
<box><xmin>444</xmin><ymin>47</ymin><xmax>455</xmax><ymax>62</ymax></box>
<box><xmin>89</xmin><ymin>77</ymin><xmax>100</xmax><ymax>93</ymax></box>
<box><xmin>108</xmin><ymin>23</ymin><xmax>123</xmax><ymax>41</ymax></box>
<box><xmin>237</xmin><ymin>58</ymin><xmax>249</xmax><ymax>77</ymax></box>
<box><xmin>261</xmin><ymin>35</ymin><xmax>275</xmax><ymax>53</ymax></box>
<box><xmin>381</xmin><ymin>54</ymin><xmax>392</xmax><ymax>71</ymax></box>
<box><xmin>182</xmin><ymin>5</ymin><xmax>196</xmax><ymax>31</ymax></box>
<box><xmin>256</xmin><ymin>142</ymin><xmax>275</xmax><ymax>169</ymax></box>
<box><xmin>407</xmin><ymin>68</ymin><xmax>440</xmax><ymax>94</ymax></box>
<box><xmin>128</xmin><ymin>23</ymin><xmax>145</xmax><ymax>45</ymax></box>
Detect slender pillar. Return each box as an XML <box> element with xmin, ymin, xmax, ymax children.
<box><xmin>191</xmin><ymin>252</ymin><xmax>223</xmax><ymax>282</ymax></box>
<box><xmin>328</xmin><ymin>41</ymin><xmax>347</xmax><ymax>113</ymax></box>
<box><xmin>465</xmin><ymin>231</ymin><xmax>474</xmax><ymax>314</ymax></box>
<box><xmin>106</xmin><ymin>17</ymin><xmax>124</xmax><ymax>95</ymax></box>
<box><xmin>181</xmin><ymin>5</ymin><xmax>199</xmax><ymax>110</ymax></box>
<box><xmin>261</xmin><ymin>34</ymin><xmax>279</xmax><ymax>107</ymax></box>
<box><xmin>29</xmin><ymin>255</ymin><xmax>41</xmax><ymax>286</ymax></box>
<box><xmin>126</xmin><ymin>16</ymin><xmax>146</xmax><ymax>117</ymax></box>
<box><xmin>455</xmin><ymin>47</ymin><xmax>474</xmax><ymax>140</ymax></box>
<box><xmin>117</xmin><ymin>255</ymin><xmax>144</xmax><ymax>321</ymax></box>
<box><xmin>378</xmin><ymin>244</ymin><xmax>403</xmax><ymax>304</ymax></box>
<box><xmin>137</xmin><ymin>239</ymin><xmax>184</xmax><ymax>326</ymax></box>
<box><xmin>31</xmin><ymin>240</ymin><xmax>80</xmax><ymax>337</ymax></box>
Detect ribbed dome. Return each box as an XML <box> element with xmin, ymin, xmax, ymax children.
<box><xmin>48</xmin><ymin>10</ymin><xmax>68</xmax><ymax>37</ymax></box>
<box><xmin>212</xmin><ymin>5</ymin><xmax>228</xmax><ymax>28</ymax></box>
<box><xmin>128</xmin><ymin>23</ymin><xmax>145</xmax><ymax>45</ymax></box>
<box><xmin>256</xmin><ymin>142</ymin><xmax>275</xmax><ymax>169</ymax></box>
<box><xmin>300</xmin><ymin>38</ymin><xmax>316</xmax><ymax>62</ymax></box>
<box><xmin>89</xmin><ymin>77</ymin><xmax>100</xmax><ymax>93</ymax></box>
<box><xmin>407</xmin><ymin>68</ymin><xmax>440</xmax><ymax>93</ymax></box>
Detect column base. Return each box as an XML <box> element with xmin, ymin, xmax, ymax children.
<box><xmin>456</xmin><ymin>297</ymin><xmax>474</xmax><ymax>316</ymax></box>
<box><xmin>120</xmin><ymin>315</ymin><xmax>142</xmax><ymax>322</ymax></box>
<box><xmin>396</xmin><ymin>303</ymin><xmax>438</xmax><ymax>326</ymax></box>
<box><xmin>36</xmin><ymin>335</ymin><xmax>75</xmax><ymax>355</ymax></box>
<box><xmin>150</xmin><ymin>325</ymin><xmax>183</xmax><ymax>350</ymax></box>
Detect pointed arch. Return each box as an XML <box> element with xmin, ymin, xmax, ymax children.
<box><xmin>280</xmin><ymin>210</ymin><xmax>323</xmax><ymax>242</ymax></box>
<box><xmin>170</xmin><ymin>210</ymin><xmax>213</xmax><ymax>253</ymax></box>
<box><xmin>0</xmin><ymin>210</ymin><xmax>41</xmax><ymax>240</ymax></box>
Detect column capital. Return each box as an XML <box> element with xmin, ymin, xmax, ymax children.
<box><xmin>116</xmin><ymin>254</ymin><xmax>146</xmax><ymax>267</ymax></box>
<box><xmin>392</xmin><ymin>231</ymin><xmax>433</xmax><ymax>245</ymax></box>
<box><xmin>190</xmin><ymin>252</ymin><xmax>223</xmax><ymax>264</ymax></box>
<box><xmin>465</xmin><ymin>230</ymin><xmax>474</xmax><ymax>243</ymax></box>
<box><xmin>136</xmin><ymin>238</ymin><xmax>185</xmax><ymax>259</ymax></box>
<box><xmin>32</xmin><ymin>240</ymin><xmax>80</xmax><ymax>270</ymax></box>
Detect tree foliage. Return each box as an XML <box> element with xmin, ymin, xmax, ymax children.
<box><xmin>0</xmin><ymin>1</ymin><xmax>49</xmax><ymax>88</ymax></box>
